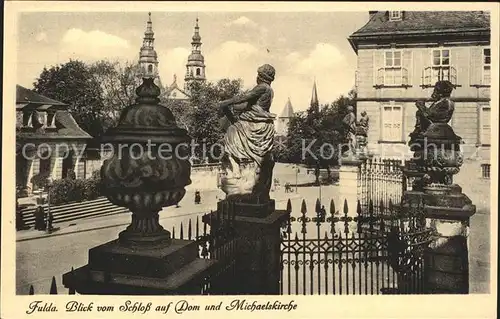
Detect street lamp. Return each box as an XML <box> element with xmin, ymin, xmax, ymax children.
<box><xmin>45</xmin><ymin>177</ymin><xmax>53</xmax><ymax>233</ymax></box>
<box><xmin>295</xmin><ymin>166</ymin><xmax>299</xmax><ymax>193</ymax></box>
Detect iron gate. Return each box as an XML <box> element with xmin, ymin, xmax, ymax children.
<box><xmin>279</xmin><ymin>197</ymin><xmax>433</xmax><ymax>295</ymax></box>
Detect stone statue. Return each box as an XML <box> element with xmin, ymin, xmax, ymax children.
<box><xmin>357</xmin><ymin>111</ymin><xmax>369</xmax><ymax>136</ymax></box>
<box><xmin>409</xmin><ymin>80</ymin><xmax>455</xmax><ymax>146</ymax></box>
<box><xmin>218</xmin><ymin>64</ymin><xmax>277</xmax><ymax>203</ymax></box>
<box><xmin>342</xmin><ymin>105</ymin><xmax>357</xmax><ymax>155</ymax></box>
<box><xmin>355</xmin><ymin>110</ymin><xmax>369</xmax><ymax>156</ymax></box>
<box><xmin>406</xmin><ymin>80</ymin><xmax>463</xmax><ymax>188</ymax></box>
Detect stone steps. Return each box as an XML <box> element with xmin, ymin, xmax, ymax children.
<box><xmin>18</xmin><ymin>197</ymin><xmax>129</xmax><ymax>228</ymax></box>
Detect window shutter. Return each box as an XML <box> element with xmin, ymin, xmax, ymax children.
<box><xmin>403</xmin><ymin>50</ymin><xmax>413</xmax><ymax>85</ymax></box>
<box><xmin>373</xmin><ymin>51</ymin><xmax>384</xmax><ymax>86</ymax></box>
<box><xmin>481</xmin><ymin>107</ymin><xmax>491</xmax><ymax>144</ymax></box>
<box><xmin>470</xmin><ymin>47</ymin><xmax>482</xmax><ymax>86</ymax></box>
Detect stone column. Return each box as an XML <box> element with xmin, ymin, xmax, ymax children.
<box><xmin>401</xmin><ymin>186</ymin><xmax>475</xmax><ymax>294</ymax></box>
<box><xmin>338</xmin><ymin>157</ymin><xmax>362</xmax><ymax>220</ymax></box>
<box><xmin>424</xmin><ymin>186</ymin><xmax>475</xmax><ymax>293</ymax></box>
<box><xmin>218</xmin><ymin>200</ymin><xmax>289</xmax><ymax>295</ymax></box>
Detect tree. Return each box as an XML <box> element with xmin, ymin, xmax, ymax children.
<box><xmin>89</xmin><ymin>60</ymin><xmax>143</xmax><ymax>129</ymax></box>
<box><xmin>33</xmin><ymin>60</ymin><xmax>106</xmax><ymax>137</ymax></box>
<box><xmin>187</xmin><ymin>79</ymin><xmax>245</xmax><ymax>163</ymax></box>
<box><xmin>279</xmin><ymin>90</ymin><xmax>357</xmax><ymax>184</ymax></box>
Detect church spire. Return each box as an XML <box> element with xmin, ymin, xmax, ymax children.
<box><xmin>139</xmin><ymin>12</ymin><xmax>159</xmax><ymax>80</ymax></box>
<box><xmin>185</xmin><ymin>17</ymin><xmax>206</xmax><ymax>92</ymax></box>
<box><xmin>310</xmin><ymin>80</ymin><xmax>319</xmax><ymax>111</ymax></box>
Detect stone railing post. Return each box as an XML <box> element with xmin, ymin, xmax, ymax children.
<box><xmin>423</xmin><ymin>186</ymin><xmax>475</xmax><ymax>293</ymax></box>
<box><xmin>338</xmin><ymin>157</ymin><xmax>362</xmax><ymax>220</ymax></box>
<box><xmin>216</xmin><ymin>200</ymin><xmax>289</xmax><ymax>294</ymax></box>
<box><xmin>400</xmin><ymin>81</ymin><xmax>476</xmax><ymax>293</ymax></box>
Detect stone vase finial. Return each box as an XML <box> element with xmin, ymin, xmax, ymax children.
<box><xmin>100</xmin><ymin>78</ymin><xmax>192</xmax><ymax>247</ymax></box>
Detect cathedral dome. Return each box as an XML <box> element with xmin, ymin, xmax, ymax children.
<box><xmin>187</xmin><ymin>52</ymin><xmax>204</xmax><ymax>62</ymax></box>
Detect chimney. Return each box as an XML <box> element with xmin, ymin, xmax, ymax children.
<box><xmin>369</xmin><ymin>11</ymin><xmax>377</xmax><ymax>20</ymax></box>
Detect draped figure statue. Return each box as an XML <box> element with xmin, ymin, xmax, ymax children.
<box><xmin>218</xmin><ymin>64</ymin><xmax>277</xmax><ymax>202</ymax></box>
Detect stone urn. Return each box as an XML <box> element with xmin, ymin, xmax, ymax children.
<box><xmin>100</xmin><ymin>78</ymin><xmax>191</xmax><ymax>247</ymax></box>
<box><xmin>409</xmin><ymin>122</ymin><xmax>463</xmax><ymax>191</ymax></box>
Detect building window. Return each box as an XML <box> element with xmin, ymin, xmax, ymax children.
<box><xmin>422</xmin><ymin>49</ymin><xmax>457</xmax><ymax>87</ymax></box>
<box><xmin>380</xmin><ymin>51</ymin><xmax>407</xmax><ymax>86</ymax></box>
<box><xmin>196</xmin><ymin>68</ymin><xmax>201</xmax><ymax>76</ymax></box>
<box><xmin>148</xmin><ymin>64</ymin><xmax>153</xmax><ymax>73</ymax></box>
<box><xmin>432</xmin><ymin>49</ymin><xmax>450</xmax><ymax>83</ymax></box>
<box><xmin>481</xmin><ymin>164</ymin><xmax>491</xmax><ymax>179</ymax></box>
<box><xmin>483</xmin><ymin>48</ymin><xmax>491</xmax><ymax>85</ymax></box>
<box><xmin>389</xmin><ymin>11</ymin><xmax>402</xmax><ymax>21</ymax></box>
<box><xmin>382</xmin><ymin>105</ymin><xmax>402</xmax><ymax>141</ymax></box>
<box><xmin>480</xmin><ymin>105</ymin><xmax>491</xmax><ymax>145</ymax></box>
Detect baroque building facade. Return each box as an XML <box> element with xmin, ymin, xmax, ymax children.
<box><xmin>15</xmin><ymin>85</ymin><xmax>92</xmax><ymax>196</ymax></box>
<box><xmin>348</xmin><ymin>11</ymin><xmax>491</xmax><ymax>178</ymax></box>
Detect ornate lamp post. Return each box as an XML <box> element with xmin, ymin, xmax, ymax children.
<box><xmin>45</xmin><ymin>176</ymin><xmax>53</xmax><ymax>233</ymax></box>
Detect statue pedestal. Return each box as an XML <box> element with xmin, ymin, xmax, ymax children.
<box><xmin>401</xmin><ymin>184</ymin><xmax>476</xmax><ymax>294</ymax></box>
<box><xmin>62</xmin><ymin>238</ymin><xmax>217</xmax><ymax>295</ymax></box>
<box><xmin>339</xmin><ymin>156</ymin><xmax>363</xmax><ymax>219</ymax></box>
<box><xmin>215</xmin><ymin>199</ymin><xmax>289</xmax><ymax>294</ymax></box>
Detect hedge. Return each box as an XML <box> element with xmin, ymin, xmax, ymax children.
<box><xmin>48</xmin><ymin>175</ymin><xmax>102</xmax><ymax>205</ymax></box>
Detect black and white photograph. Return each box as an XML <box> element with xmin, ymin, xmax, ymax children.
<box><xmin>2</xmin><ymin>2</ymin><xmax>498</xmax><ymax>319</ymax></box>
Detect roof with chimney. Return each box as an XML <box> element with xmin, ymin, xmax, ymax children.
<box><xmin>16</xmin><ymin>85</ymin><xmax>92</xmax><ymax>140</ymax></box>
<box><xmin>349</xmin><ymin>11</ymin><xmax>490</xmax><ymax>52</ymax></box>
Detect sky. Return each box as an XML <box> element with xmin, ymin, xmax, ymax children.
<box><xmin>17</xmin><ymin>11</ymin><xmax>368</xmax><ymax>114</ymax></box>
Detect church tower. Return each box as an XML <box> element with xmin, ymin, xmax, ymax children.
<box><xmin>184</xmin><ymin>18</ymin><xmax>206</xmax><ymax>92</ymax></box>
<box><xmin>310</xmin><ymin>80</ymin><xmax>319</xmax><ymax>112</ymax></box>
<box><xmin>276</xmin><ymin>97</ymin><xmax>295</xmax><ymax>136</ymax></box>
<box><xmin>139</xmin><ymin>12</ymin><xmax>159</xmax><ymax>80</ymax></box>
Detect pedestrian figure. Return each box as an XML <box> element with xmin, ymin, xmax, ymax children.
<box><xmin>194</xmin><ymin>190</ymin><xmax>201</xmax><ymax>204</ymax></box>
<box><xmin>66</xmin><ymin>168</ymin><xmax>76</xmax><ymax>180</ymax></box>
<box><xmin>320</xmin><ymin>205</ymin><xmax>327</xmax><ymax>222</ymax></box>
<box><xmin>34</xmin><ymin>205</ymin><xmax>46</xmax><ymax>230</ymax></box>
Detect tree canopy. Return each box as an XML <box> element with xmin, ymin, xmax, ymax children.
<box><xmin>33</xmin><ymin>59</ymin><xmax>146</xmax><ymax>137</ymax></box>
<box><xmin>33</xmin><ymin>60</ymin><xmax>106</xmax><ymax>137</ymax></box>
<box><xmin>276</xmin><ymin>89</ymin><xmax>357</xmax><ymax>183</ymax></box>
<box><xmin>185</xmin><ymin>79</ymin><xmax>245</xmax><ymax>163</ymax></box>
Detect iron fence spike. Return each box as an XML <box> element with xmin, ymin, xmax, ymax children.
<box><xmin>286</xmin><ymin>199</ymin><xmax>292</xmax><ymax>213</ymax></box>
<box><xmin>49</xmin><ymin>276</ymin><xmax>57</xmax><ymax>295</ymax></box>
<box><xmin>29</xmin><ymin>285</ymin><xmax>34</xmax><ymax>295</ymax></box>
<box><xmin>301</xmin><ymin>199</ymin><xmax>307</xmax><ymax>214</ymax></box>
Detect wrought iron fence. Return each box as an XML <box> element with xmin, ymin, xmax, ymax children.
<box><xmin>279</xmin><ymin>197</ymin><xmax>433</xmax><ymax>295</ymax></box>
<box><xmin>359</xmin><ymin>157</ymin><xmax>404</xmax><ymax>223</ymax></box>
<box><xmin>27</xmin><ymin>207</ymin><xmax>239</xmax><ymax>296</ymax></box>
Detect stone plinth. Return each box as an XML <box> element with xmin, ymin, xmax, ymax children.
<box><xmin>401</xmin><ymin>184</ymin><xmax>475</xmax><ymax>294</ymax></box>
<box><xmin>63</xmin><ymin>238</ymin><xmax>217</xmax><ymax>295</ymax></box>
<box><xmin>215</xmin><ymin>199</ymin><xmax>289</xmax><ymax>294</ymax></box>
<box><xmin>339</xmin><ymin>157</ymin><xmax>362</xmax><ymax>219</ymax></box>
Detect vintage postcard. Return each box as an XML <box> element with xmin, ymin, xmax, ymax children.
<box><xmin>2</xmin><ymin>1</ymin><xmax>498</xmax><ymax>318</ymax></box>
